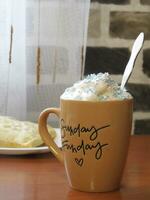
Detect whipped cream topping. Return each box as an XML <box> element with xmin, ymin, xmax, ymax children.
<box><xmin>61</xmin><ymin>73</ymin><xmax>132</xmax><ymax>101</ymax></box>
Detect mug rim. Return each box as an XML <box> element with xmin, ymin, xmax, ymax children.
<box><xmin>60</xmin><ymin>97</ymin><xmax>133</xmax><ymax>104</ymax></box>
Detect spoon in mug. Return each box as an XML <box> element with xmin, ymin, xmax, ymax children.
<box><xmin>120</xmin><ymin>32</ymin><xmax>144</xmax><ymax>90</ymax></box>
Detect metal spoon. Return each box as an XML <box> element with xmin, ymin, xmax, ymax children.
<box><xmin>120</xmin><ymin>32</ymin><xmax>144</xmax><ymax>90</ymax></box>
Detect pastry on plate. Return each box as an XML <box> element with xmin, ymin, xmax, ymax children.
<box><xmin>0</xmin><ymin>116</ymin><xmax>56</xmax><ymax>148</ymax></box>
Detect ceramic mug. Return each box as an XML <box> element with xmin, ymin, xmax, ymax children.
<box><xmin>38</xmin><ymin>98</ymin><xmax>133</xmax><ymax>192</ymax></box>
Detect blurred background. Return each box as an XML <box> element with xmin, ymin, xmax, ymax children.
<box><xmin>0</xmin><ymin>0</ymin><xmax>149</xmax><ymax>134</ymax></box>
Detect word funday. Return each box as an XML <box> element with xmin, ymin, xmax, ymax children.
<box><xmin>62</xmin><ymin>139</ymin><xmax>108</xmax><ymax>160</ymax></box>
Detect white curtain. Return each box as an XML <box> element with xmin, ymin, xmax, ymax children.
<box><xmin>0</xmin><ymin>0</ymin><xmax>90</xmax><ymax>126</ymax></box>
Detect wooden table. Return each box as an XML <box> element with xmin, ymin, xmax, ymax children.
<box><xmin>0</xmin><ymin>135</ymin><xmax>150</xmax><ymax>200</ymax></box>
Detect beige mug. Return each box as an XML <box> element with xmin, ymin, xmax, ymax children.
<box><xmin>38</xmin><ymin>98</ymin><xmax>133</xmax><ymax>192</ymax></box>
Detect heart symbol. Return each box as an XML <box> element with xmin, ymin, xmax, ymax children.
<box><xmin>75</xmin><ymin>158</ymin><xmax>83</xmax><ymax>167</ymax></box>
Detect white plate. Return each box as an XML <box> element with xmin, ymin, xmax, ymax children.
<box><xmin>0</xmin><ymin>128</ymin><xmax>62</xmax><ymax>155</ymax></box>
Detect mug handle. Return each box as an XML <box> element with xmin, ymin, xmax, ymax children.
<box><xmin>38</xmin><ymin>108</ymin><xmax>64</xmax><ymax>163</ymax></box>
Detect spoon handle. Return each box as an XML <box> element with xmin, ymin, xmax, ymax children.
<box><xmin>120</xmin><ymin>32</ymin><xmax>144</xmax><ymax>90</ymax></box>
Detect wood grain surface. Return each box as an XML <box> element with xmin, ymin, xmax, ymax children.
<box><xmin>0</xmin><ymin>135</ymin><xmax>150</xmax><ymax>200</ymax></box>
